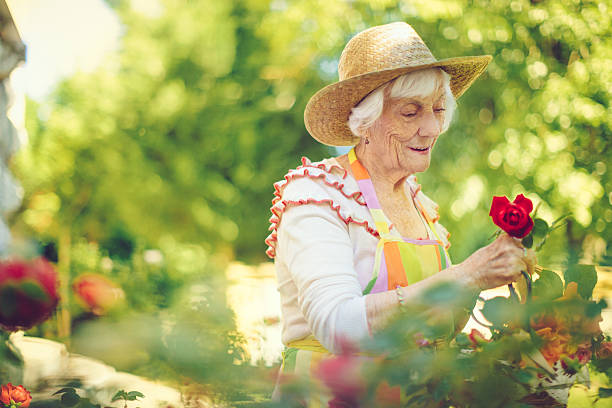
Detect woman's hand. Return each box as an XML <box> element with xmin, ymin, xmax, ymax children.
<box><xmin>453</xmin><ymin>233</ymin><xmax>531</xmax><ymax>291</ymax></box>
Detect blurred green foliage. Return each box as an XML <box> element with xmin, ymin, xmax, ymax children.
<box><xmin>10</xmin><ymin>0</ymin><xmax>611</xmax><ymax>267</ymax></box>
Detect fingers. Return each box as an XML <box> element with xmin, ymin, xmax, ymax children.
<box><xmin>465</xmin><ymin>234</ymin><xmax>534</xmax><ymax>290</ymax></box>
<box><xmin>525</xmin><ymin>248</ymin><xmax>537</xmax><ymax>265</ymax></box>
<box><xmin>498</xmin><ymin>233</ymin><xmax>535</xmax><ymax>270</ymax></box>
<box><xmin>524</xmin><ymin>248</ymin><xmax>537</xmax><ymax>276</ymax></box>
<box><xmin>508</xmin><ymin>234</ymin><xmax>525</xmax><ymax>249</ymax></box>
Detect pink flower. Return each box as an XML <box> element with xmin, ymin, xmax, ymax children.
<box><xmin>414</xmin><ymin>332</ymin><xmax>431</xmax><ymax>347</ymax></box>
<box><xmin>0</xmin><ymin>258</ymin><xmax>59</xmax><ymax>331</ymax></box>
<box><xmin>317</xmin><ymin>340</ymin><xmax>365</xmax><ymax>406</ymax></box>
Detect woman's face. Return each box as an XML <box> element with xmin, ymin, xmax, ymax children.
<box><xmin>366</xmin><ymin>87</ymin><xmax>446</xmax><ymax>177</ymax></box>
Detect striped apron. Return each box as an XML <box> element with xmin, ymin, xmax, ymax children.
<box><xmin>276</xmin><ymin>148</ymin><xmax>452</xmax><ymax>407</ymax></box>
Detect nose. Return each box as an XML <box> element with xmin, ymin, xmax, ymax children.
<box><xmin>418</xmin><ymin>110</ymin><xmax>441</xmax><ymax>138</ymax></box>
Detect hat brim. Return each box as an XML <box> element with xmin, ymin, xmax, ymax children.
<box><xmin>304</xmin><ymin>55</ymin><xmax>492</xmax><ymax>146</ymax></box>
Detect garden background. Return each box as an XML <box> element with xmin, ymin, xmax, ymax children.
<box><xmin>2</xmin><ymin>0</ymin><xmax>611</xmax><ymax>406</ymax></box>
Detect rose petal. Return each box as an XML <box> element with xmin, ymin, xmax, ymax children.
<box><xmin>1</xmin><ymin>384</ymin><xmax>11</xmax><ymax>406</ymax></box>
<box><xmin>512</xmin><ymin>215</ymin><xmax>533</xmax><ymax>238</ymax></box>
<box><xmin>513</xmin><ymin>194</ymin><xmax>533</xmax><ymax>214</ymax></box>
<box><xmin>489</xmin><ymin>196</ymin><xmax>510</xmax><ymax>217</ymax></box>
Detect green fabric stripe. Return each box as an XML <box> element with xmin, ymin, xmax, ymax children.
<box><xmin>362</xmin><ymin>276</ymin><xmax>377</xmax><ymax>295</ymax></box>
<box><xmin>397</xmin><ymin>244</ymin><xmax>423</xmax><ymax>284</ymax></box>
<box><xmin>363</xmin><ymin>241</ymin><xmax>385</xmax><ymax>295</ymax></box>
<box><xmin>282</xmin><ymin>348</ymin><xmax>298</xmax><ymax>373</ymax></box>
<box><xmin>438</xmin><ymin>244</ymin><xmax>447</xmax><ymax>271</ymax></box>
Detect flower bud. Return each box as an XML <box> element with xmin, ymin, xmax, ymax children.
<box><xmin>72</xmin><ymin>273</ymin><xmax>124</xmax><ymax>315</ymax></box>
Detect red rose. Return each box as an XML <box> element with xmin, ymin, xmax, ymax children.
<box><xmin>0</xmin><ymin>258</ymin><xmax>59</xmax><ymax>331</ymax></box>
<box><xmin>489</xmin><ymin>194</ymin><xmax>534</xmax><ymax>238</ymax></box>
<box><xmin>72</xmin><ymin>273</ymin><xmax>124</xmax><ymax>316</ymax></box>
<box><xmin>0</xmin><ymin>383</ymin><xmax>32</xmax><ymax>408</ymax></box>
<box><xmin>468</xmin><ymin>328</ymin><xmax>490</xmax><ymax>348</ymax></box>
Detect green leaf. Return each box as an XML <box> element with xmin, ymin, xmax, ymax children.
<box><xmin>551</xmin><ymin>214</ymin><xmax>570</xmax><ymax>228</ymax></box>
<box><xmin>19</xmin><ymin>280</ymin><xmax>50</xmax><ymax>303</ymax></box>
<box><xmin>61</xmin><ymin>391</ymin><xmax>81</xmax><ymax>407</ymax></box>
<box><xmin>111</xmin><ymin>391</ymin><xmax>127</xmax><ymax>402</ymax></box>
<box><xmin>521</xmin><ymin>234</ymin><xmax>533</xmax><ymax>249</ymax></box>
<box><xmin>532</xmin><ymin>218</ymin><xmax>549</xmax><ymax>238</ymax></box>
<box><xmin>598</xmin><ymin>387</ymin><xmax>612</xmax><ymax>398</ymax></box>
<box><xmin>0</xmin><ymin>286</ymin><xmax>18</xmax><ymax>318</ymax></box>
<box><xmin>53</xmin><ymin>388</ymin><xmax>77</xmax><ymax>396</ymax></box>
<box><xmin>586</xmin><ymin>300</ymin><xmax>606</xmax><ymax>318</ymax></box>
<box><xmin>481</xmin><ymin>296</ymin><xmax>515</xmax><ymax>327</ymax></box>
<box><xmin>515</xmin><ymin>369</ymin><xmax>534</xmax><ymax>384</ymax></box>
<box><xmin>532</xmin><ymin>269</ymin><xmax>564</xmax><ymax>300</ymax></box>
<box><xmin>564</xmin><ymin>264</ymin><xmax>598</xmax><ymax>299</ymax></box>
<box><xmin>433</xmin><ymin>378</ymin><xmax>450</xmax><ymax>401</ymax></box>
<box><xmin>126</xmin><ymin>391</ymin><xmax>144</xmax><ymax>400</ymax></box>
<box><xmin>455</xmin><ymin>332</ymin><xmax>471</xmax><ymax>348</ymax></box>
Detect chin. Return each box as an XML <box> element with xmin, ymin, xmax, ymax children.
<box><xmin>412</xmin><ymin>165</ymin><xmax>430</xmax><ymax>174</ymax></box>
<box><xmin>404</xmin><ymin>156</ymin><xmax>431</xmax><ymax>174</ymax></box>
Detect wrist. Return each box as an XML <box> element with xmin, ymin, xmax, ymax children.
<box><xmin>449</xmin><ymin>264</ymin><xmax>480</xmax><ymax>292</ymax></box>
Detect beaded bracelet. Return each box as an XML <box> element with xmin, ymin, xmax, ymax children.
<box><xmin>395</xmin><ymin>285</ymin><xmax>406</xmax><ymax>306</ymax></box>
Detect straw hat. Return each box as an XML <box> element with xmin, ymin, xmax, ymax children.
<box><xmin>304</xmin><ymin>22</ymin><xmax>492</xmax><ymax>146</ymax></box>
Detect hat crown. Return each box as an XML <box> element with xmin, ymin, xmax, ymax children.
<box><xmin>338</xmin><ymin>22</ymin><xmax>437</xmax><ymax>81</ymax></box>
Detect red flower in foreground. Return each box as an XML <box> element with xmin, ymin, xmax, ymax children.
<box><xmin>468</xmin><ymin>328</ymin><xmax>490</xmax><ymax>348</ymax></box>
<box><xmin>0</xmin><ymin>383</ymin><xmax>32</xmax><ymax>408</ymax></box>
<box><xmin>0</xmin><ymin>258</ymin><xmax>59</xmax><ymax>331</ymax></box>
<box><xmin>489</xmin><ymin>194</ymin><xmax>534</xmax><ymax>238</ymax></box>
<box><xmin>72</xmin><ymin>273</ymin><xmax>124</xmax><ymax>315</ymax></box>
<box><xmin>572</xmin><ymin>342</ymin><xmax>593</xmax><ymax>365</ymax></box>
<box><xmin>317</xmin><ymin>340</ymin><xmax>366</xmax><ymax>407</ymax></box>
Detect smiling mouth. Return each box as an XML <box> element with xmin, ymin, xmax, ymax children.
<box><xmin>408</xmin><ymin>146</ymin><xmax>431</xmax><ymax>152</ymax></box>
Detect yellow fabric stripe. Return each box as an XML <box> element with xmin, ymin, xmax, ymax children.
<box><xmin>370</xmin><ymin>208</ymin><xmax>390</xmax><ymax>234</ymax></box>
<box><xmin>287</xmin><ymin>335</ymin><xmax>330</xmax><ymax>353</ymax></box>
<box><xmin>397</xmin><ymin>243</ymin><xmax>424</xmax><ymax>284</ymax></box>
<box><xmin>348</xmin><ymin>148</ymin><xmax>357</xmax><ymax>163</ymax></box>
<box><xmin>288</xmin><ymin>336</ymin><xmax>374</xmax><ymax>357</ymax></box>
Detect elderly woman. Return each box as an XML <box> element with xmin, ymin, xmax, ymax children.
<box><xmin>266</xmin><ymin>22</ymin><xmax>533</xmax><ymax>405</ymax></box>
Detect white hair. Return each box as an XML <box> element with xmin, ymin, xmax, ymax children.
<box><xmin>348</xmin><ymin>68</ymin><xmax>456</xmax><ymax>138</ymax></box>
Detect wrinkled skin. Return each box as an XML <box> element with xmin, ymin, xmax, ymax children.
<box><xmin>356</xmin><ymin>89</ymin><xmax>447</xmax><ymax>186</ymax></box>
<box><xmin>338</xmin><ymin>89</ymin><xmax>534</xmax><ymax>290</ymax></box>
